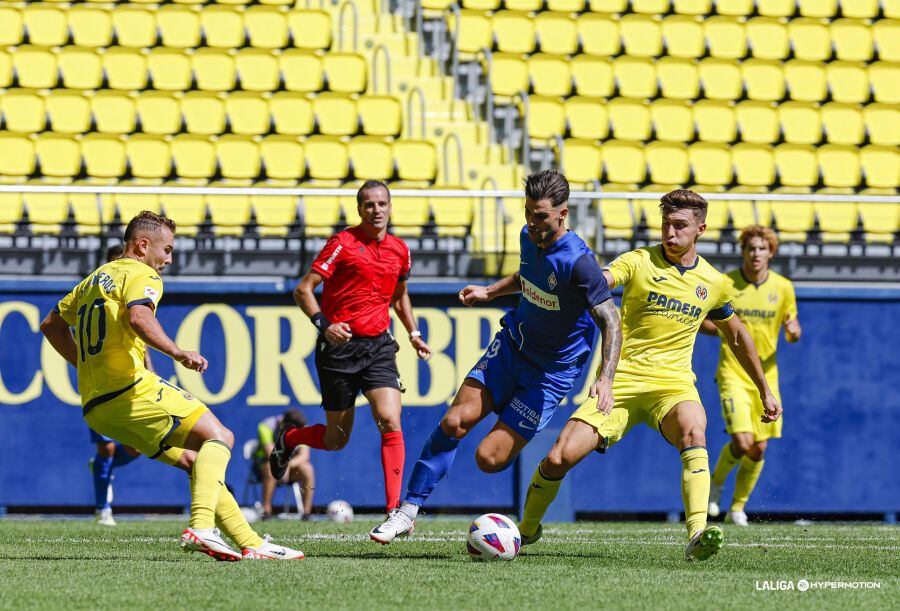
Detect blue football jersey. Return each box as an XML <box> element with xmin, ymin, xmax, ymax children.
<box><xmin>501</xmin><ymin>227</ymin><xmax>611</xmax><ymax>370</ymax></box>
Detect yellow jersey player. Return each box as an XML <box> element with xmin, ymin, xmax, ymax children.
<box><xmin>40</xmin><ymin>211</ymin><xmax>303</xmax><ymax>561</ymax></box>
<box><xmin>518</xmin><ymin>190</ymin><xmax>781</xmax><ymax>561</ymax></box>
<box><xmin>701</xmin><ymin>225</ymin><xmax>801</xmax><ymax>527</ymax></box>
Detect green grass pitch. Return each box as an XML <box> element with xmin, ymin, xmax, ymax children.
<box><xmin>1</xmin><ymin>518</ymin><xmax>896</xmax><ymax>609</ymax></box>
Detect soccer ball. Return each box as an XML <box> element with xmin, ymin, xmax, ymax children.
<box><xmin>466</xmin><ymin>513</ymin><xmax>521</xmax><ymax>561</ymax></box>
<box><xmin>327</xmin><ymin>500</ymin><xmax>354</xmax><ymax>523</ymax></box>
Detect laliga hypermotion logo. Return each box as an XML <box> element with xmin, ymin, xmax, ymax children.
<box><xmin>695</xmin><ymin>284</ymin><xmax>708</xmax><ymax>300</ymax></box>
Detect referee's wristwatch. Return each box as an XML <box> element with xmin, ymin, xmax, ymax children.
<box><xmin>409</xmin><ymin>330</ymin><xmax>422</xmax><ymax>340</ymax></box>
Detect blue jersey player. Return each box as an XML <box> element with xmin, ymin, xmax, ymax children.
<box><xmin>370</xmin><ymin>170</ymin><xmax>623</xmax><ymax>543</ymax></box>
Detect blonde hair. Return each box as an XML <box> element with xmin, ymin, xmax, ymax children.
<box><xmin>738</xmin><ymin>225</ymin><xmax>779</xmax><ymax>256</ymax></box>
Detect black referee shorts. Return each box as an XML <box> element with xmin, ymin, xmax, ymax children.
<box><xmin>314</xmin><ymin>331</ymin><xmax>402</xmax><ymax>412</ymax></box>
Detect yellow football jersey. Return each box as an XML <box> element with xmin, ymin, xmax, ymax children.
<box><xmin>608</xmin><ymin>245</ymin><xmax>734</xmax><ymax>383</ymax></box>
<box><xmin>716</xmin><ymin>269</ymin><xmax>797</xmax><ymax>387</ymax></box>
<box><xmin>56</xmin><ymin>258</ymin><xmax>164</xmax><ymax>408</ymax></box>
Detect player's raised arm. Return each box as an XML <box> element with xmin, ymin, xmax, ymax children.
<box><xmin>712</xmin><ymin>315</ymin><xmax>781</xmax><ymax>423</ymax></box>
<box><xmin>293</xmin><ymin>269</ymin><xmax>352</xmax><ymax>345</ymax></box>
<box><xmin>391</xmin><ymin>278</ymin><xmax>432</xmax><ymax>360</ymax></box>
<box><xmin>458</xmin><ymin>272</ymin><xmax>522</xmax><ymax>306</ymax></box>
<box><xmin>40</xmin><ymin>309</ymin><xmax>78</xmax><ymax>367</ymax></box>
<box><xmin>129</xmin><ymin>305</ymin><xmax>207</xmax><ymax>373</ymax></box>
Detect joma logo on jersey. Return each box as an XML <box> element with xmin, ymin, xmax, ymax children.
<box><xmin>647</xmin><ymin>291</ymin><xmax>703</xmax><ymax>319</ymax></box>
<box><xmin>521</xmin><ymin>277</ymin><xmax>560</xmax><ymax>311</ymax></box>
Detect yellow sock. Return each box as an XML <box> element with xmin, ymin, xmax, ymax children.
<box><xmin>731</xmin><ymin>456</ymin><xmax>765</xmax><ymax>512</ymax></box>
<box><xmin>190</xmin><ymin>440</ymin><xmax>231</xmax><ymax>529</ymax></box>
<box><xmin>519</xmin><ymin>462</ymin><xmax>563</xmax><ymax>538</ymax></box>
<box><xmin>711</xmin><ymin>444</ymin><xmax>740</xmax><ymax>487</ymax></box>
<box><xmin>680</xmin><ymin>446</ymin><xmax>710</xmax><ymax>538</ymax></box>
<box><xmin>215</xmin><ymin>487</ymin><xmax>263</xmax><ymax>549</ymax></box>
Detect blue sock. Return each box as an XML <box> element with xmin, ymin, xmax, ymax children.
<box><xmin>92</xmin><ymin>454</ymin><xmax>114</xmax><ymax>510</ymax></box>
<box><xmin>111</xmin><ymin>444</ymin><xmax>139</xmax><ymax>469</ymax></box>
<box><xmin>405</xmin><ymin>425</ymin><xmax>460</xmax><ymax>507</ymax></box>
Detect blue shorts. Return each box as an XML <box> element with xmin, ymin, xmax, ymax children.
<box><xmin>89</xmin><ymin>428</ymin><xmax>115</xmax><ymax>445</ymax></box>
<box><xmin>465</xmin><ymin>329</ymin><xmax>582</xmax><ymax>441</ymax></box>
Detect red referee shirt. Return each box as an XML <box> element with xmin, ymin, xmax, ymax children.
<box><xmin>311</xmin><ymin>225</ymin><xmax>412</xmax><ymax>337</ymax></box>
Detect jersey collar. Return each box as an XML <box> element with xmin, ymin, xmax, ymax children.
<box><xmin>537</xmin><ymin>229</ymin><xmax>572</xmax><ymax>254</ymax></box>
<box><xmin>349</xmin><ymin>224</ymin><xmax>385</xmax><ymax>243</ymax></box>
<box><xmin>660</xmin><ymin>245</ymin><xmax>699</xmax><ymax>275</ymax></box>
<box><xmin>740</xmin><ymin>268</ymin><xmax>769</xmax><ymax>288</ymax></box>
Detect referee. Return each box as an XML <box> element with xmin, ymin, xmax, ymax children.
<box><xmin>269</xmin><ymin>180</ymin><xmax>432</xmax><ymax>514</ymax></box>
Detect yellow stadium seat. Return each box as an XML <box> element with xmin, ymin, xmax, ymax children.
<box><xmin>673</xmin><ymin>0</ymin><xmax>712</xmax><ymax>14</ymax></box>
<box><xmin>578</xmin><ymin>15</ymin><xmax>621</xmax><ymax>57</ymax></box>
<box><xmin>358</xmin><ymin>96</ymin><xmax>401</xmax><ymax>137</ymax></box>
<box><xmin>35</xmin><ymin>134</ymin><xmax>80</xmax><ymax>179</ymax></box>
<box><xmin>46</xmin><ymin>90</ymin><xmax>91</xmax><ymax>134</ymax></box>
<box><xmin>784</xmin><ymin>59</ymin><xmax>827</xmax><ymax>102</ymax></box>
<box><xmin>746</xmin><ymin>17</ymin><xmax>789</xmax><ymax>60</ymax></box>
<box><xmin>13</xmin><ymin>46</ymin><xmax>58</xmax><ymax>89</ymax></box>
<box><xmin>58</xmin><ymin>47</ymin><xmax>103</xmax><ymax>90</ymax></box>
<box><xmin>487</xmin><ymin>53</ymin><xmax>529</xmax><ymax>98</ymax></box>
<box><xmin>24</xmin><ymin>192</ymin><xmax>69</xmax><ymax>233</ymax></box>
<box><xmin>566</xmin><ymin>97</ymin><xmax>609</xmax><ymax>140</ymax></box>
<box><xmin>778</xmin><ymin>101</ymin><xmax>821</xmax><ymax>144</ymax></box>
<box><xmin>324</xmin><ymin>53</ymin><xmax>367</xmax><ymax>94</ymax></box>
<box><xmin>23</xmin><ymin>4</ymin><xmax>67</xmax><ymax>47</ymax></box>
<box><xmin>596</xmin><ymin>196</ymin><xmax>637</xmax><ymax>239</ymax></box>
<box><xmin>225</xmin><ymin>92</ymin><xmax>269</xmax><ymax>136</ymax></box>
<box><xmin>799</xmin><ymin>0</ymin><xmax>837</xmax><ymax>17</ymax></box>
<box><xmin>613</xmin><ymin>57</ymin><xmax>657</xmax><ymax>98</ymax></box>
<box><xmin>732</xmin><ymin>143</ymin><xmax>774</xmax><ymax>187</ymax></box>
<box><xmin>572</xmin><ymin>56</ymin><xmax>614</xmax><ymax>97</ymax></box>
<box><xmin>270</xmin><ymin>92</ymin><xmax>314</xmax><ymax>135</ymax></box>
<box><xmin>0</xmin><ymin>132</ymin><xmax>36</xmax><ymax>179</ymax></box>
<box><xmin>69</xmin><ymin>6</ymin><xmax>113</xmax><ymax>48</ymax></box>
<box><xmin>699</xmin><ymin>58</ymin><xmax>742</xmax><ymax>101</ymax></box>
<box><xmin>313</xmin><ymin>93</ymin><xmax>359</xmax><ymax>136</ymax></box>
<box><xmin>535</xmin><ymin>13</ymin><xmax>577</xmax><ymax>56</ymax></box>
<box><xmin>172</xmin><ymin>135</ymin><xmax>216</xmax><ymax>180</ymax></box>
<box><xmin>689</xmin><ymin>142</ymin><xmax>733</xmax><ymax>186</ymax></box>
<box><xmin>646</xmin><ymin>141</ymin><xmax>689</xmax><ymax>185</ymax></box>
<box><xmin>863</xmin><ymin>104</ymin><xmax>899</xmax><ymax>146</ymax></box>
<box><xmin>814</xmin><ymin>200</ymin><xmax>859</xmax><ymax>241</ymax></box>
<box><xmin>260</xmin><ymin>135</ymin><xmax>304</xmax><ymax>181</ymax></box>
<box><xmin>547</xmin><ymin>0</ymin><xmax>586</xmax><ymax>10</ymax></box>
<box><xmin>429</xmin><ymin>190</ymin><xmax>473</xmax><ymax>237</ymax></box>
<box><xmin>694</xmin><ymin>100</ymin><xmax>736</xmax><ymax>143</ymax></box>
<box><xmin>715</xmin><ymin>0</ymin><xmax>753</xmax><ymax>16</ymax></box>
<box><xmin>874</xmin><ymin>20</ymin><xmax>900</xmax><ymax>62</ymax></box>
<box><xmin>735</xmin><ymin>101</ymin><xmax>778</xmax><ymax>145</ymax></box>
<box><xmin>703</xmin><ymin>197</ymin><xmax>729</xmax><ymax>239</ymax></box>
<box><xmin>774</xmin><ymin>144</ymin><xmax>818</xmax><ymax>187</ymax></box>
<box><xmin>193</xmin><ymin>48</ymin><xmax>236</xmax><ymax>92</ymax></box>
<box><xmin>603</xmin><ymin>140</ymin><xmax>645</xmax><ymax>184</ymax></box>
<box><xmin>742</xmin><ymin>59</ymin><xmax>785</xmax><ymax>101</ymax></box>
<box><xmin>218</xmin><ymin>135</ymin><xmax>260</xmax><ymax>180</ymax></box>
<box><xmin>662</xmin><ymin>15</ymin><xmax>704</xmax><ymax>59</ymax></box>
<box><xmin>395</xmin><ymin>141</ymin><xmax>437</xmax><ymax>183</ymax></box>
<box><xmin>114</xmin><ymin>194</ymin><xmax>162</xmax><ymax>228</ymax></box>
<box><xmin>589</xmin><ymin>0</ymin><xmax>628</xmax><ymax>11</ymax></box>
<box><xmin>620</xmin><ymin>14</ymin><xmax>662</xmax><ymax>58</ymax></box>
<box><xmin>704</xmin><ymin>16</ymin><xmax>747</xmax><ymax>60</ymax></box>
<box><xmin>306</xmin><ymin>136</ymin><xmax>349</xmax><ymax>182</ymax></box>
<box><xmin>207</xmin><ymin>195</ymin><xmax>251</xmax><ymax>236</ymax></box>
<box><xmin>839</xmin><ymin>0</ymin><xmax>878</xmax><ymax>19</ymax></box>
<box><xmin>349</xmin><ymin>137</ymin><xmax>394</xmax><ymax>181</ymax></box>
<box><xmin>562</xmin><ymin>139</ymin><xmax>601</xmax><ymax>186</ymax></box>
<box><xmin>788</xmin><ymin>18</ymin><xmax>831</xmax><ymax>62</ymax></box>
<box><xmin>112</xmin><ymin>7</ymin><xmax>157</xmax><ymax>48</ymax></box>
<box><xmin>235</xmin><ymin>49</ymin><xmax>279</xmax><ymax>92</ymax></box>
<box><xmin>157</xmin><ymin>6</ymin><xmax>201</xmax><ymax>49</ymax></box>
<box><xmin>136</xmin><ymin>92</ymin><xmax>181</xmax><ymax>136</ymax></box>
<box><xmin>0</xmin><ymin>7</ymin><xmax>23</xmax><ymax>46</ymax></box>
<box><xmin>757</xmin><ymin>0</ymin><xmax>794</xmax><ymax>17</ymax></box>
<box><xmin>493</xmin><ymin>11</ymin><xmax>535</xmax><ymax>55</ymax></box>
<box><xmin>657</xmin><ymin>57</ymin><xmax>700</xmax><ymax>100</ymax></box>
<box><xmin>820</xmin><ymin>102</ymin><xmax>864</xmax><ymax>145</ymax></box>
<box><xmin>651</xmin><ymin>99</ymin><xmax>693</xmax><ymax>142</ymax></box>
<box><xmin>530</xmin><ymin>53</ymin><xmax>572</xmax><ymax>97</ymax></box>
<box><xmin>160</xmin><ymin>194</ymin><xmax>205</xmax><ymax>236</ymax></box>
<box><xmin>830</xmin><ymin>18</ymin><xmax>873</xmax><ymax>62</ymax></box>
<box><xmin>102</xmin><ymin>47</ymin><xmax>148</xmax><ymax>91</ymax></box>
<box><xmin>462</xmin><ymin>0</ymin><xmax>501</xmax><ymax>9</ymax></box>
<box><xmin>858</xmin><ymin>201</ymin><xmax>899</xmax><ymax>242</ymax></box>
<box><xmin>81</xmin><ymin>133</ymin><xmax>126</xmax><ymax>179</ymax></box>
<box><xmin>253</xmin><ymin>195</ymin><xmax>298</xmax><ymax>236</ymax></box>
<box><xmin>770</xmin><ymin>197</ymin><xmax>814</xmax><ymax>241</ymax></box>
<box><xmin>201</xmin><ymin>6</ymin><xmax>246</xmax><ymax>49</ymax></box>
<box><xmin>147</xmin><ymin>48</ymin><xmax>192</xmax><ymax>92</ymax></box>
<box><xmin>860</xmin><ymin>145</ymin><xmax>899</xmax><ymax>189</ymax></box>
<box><xmin>245</xmin><ymin>6</ymin><xmax>288</xmax><ymax>49</ymax></box>
<box><xmin>826</xmin><ymin>61</ymin><xmax>868</xmax><ymax>104</ymax></box>
<box><xmin>451</xmin><ymin>10</ymin><xmax>492</xmax><ymax>57</ymax></box>
<box><xmin>633</xmin><ymin>0</ymin><xmax>670</xmax><ymax>14</ymax></box>
<box><xmin>870</xmin><ymin>62</ymin><xmax>900</xmax><ymax>104</ymax></box>
<box><xmin>182</xmin><ymin>92</ymin><xmax>226</xmax><ymax>136</ymax></box>
<box><xmin>1</xmin><ymin>89</ymin><xmax>45</xmax><ymax>133</ymax></box>
<box><xmin>288</xmin><ymin>10</ymin><xmax>332</xmax><ymax>50</ymax></box>
<box><xmin>280</xmin><ymin>50</ymin><xmax>324</xmax><ymax>93</ymax></box>
<box><xmin>526</xmin><ymin>96</ymin><xmax>565</xmax><ymax>141</ymax></box>
<box><xmin>303</xmin><ymin>194</ymin><xmax>340</xmax><ymax>234</ymax></box>
<box><xmin>638</xmin><ymin>197</ymin><xmax>664</xmax><ymax>234</ymax></box>
<box><xmin>818</xmin><ymin>144</ymin><xmax>860</xmax><ymax>188</ymax></box>
<box><xmin>69</xmin><ymin>193</ymin><xmax>115</xmax><ymax>235</ymax></box>
<box><xmin>608</xmin><ymin>98</ymin><xmax>651</xmax><ymax>141</ymax></box>
<box><xmin>726</xmin><ymin>188</ymin><xmax>772</xmax><ymax>227</ymax></box>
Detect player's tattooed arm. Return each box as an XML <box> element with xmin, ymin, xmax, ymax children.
<box><xmin>588</xmin><ymin>299</ymin><xmax>622</xmax><ymax>415</ymax></box>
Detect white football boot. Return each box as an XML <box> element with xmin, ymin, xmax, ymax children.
<box><xmin>180</xmin><ymin>527</ymin><xmax>242</xmax><ymax>561</ymax></box>
<box><xmin>242</xmin><ymin>535</ymin><xmax>305</xmax><ymax>560</ymax></box>
<box><xmin>369</xmin><ymin>508</ymin><xmax>415</xmax><ymax>544</ymax></box>
<box><xmin>95</xmin><ymin>507</ymin><xmax>117</xmax><ymax>527</ymax></box>
<box><xmin>726</xmin><ymin>510</ymin><xmax>749</xmax><ymax>527</ymax></box>
<box><xmin>708</xmin><ymin>482</ymin><xmax>724</xmax><ymax>518</ymax></box>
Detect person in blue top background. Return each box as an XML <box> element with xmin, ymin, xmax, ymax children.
<box><xmin>370</xmin><ymin>169</ymin><xmax>624</xmax><ymax>544</ymax></box>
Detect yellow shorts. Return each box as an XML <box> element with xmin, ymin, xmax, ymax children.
<box><xmin>718</xmin><ymin>376</ymin><xmax>783</xmax><ymax>442</ymax></box>
<box><xmin>570</xmin><ymin>374</ymin><xmax>701</xmax><ymax>450</ymax></box>
<box><xmin>84</xmin><ymin>376</ymin><xmax>208</xmax><ymax>460</ymax></box>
